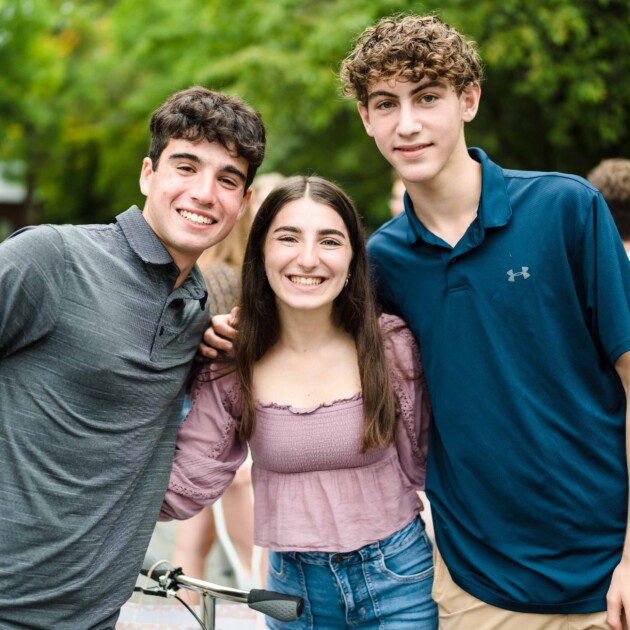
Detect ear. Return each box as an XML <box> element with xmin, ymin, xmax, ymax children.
<box><xmin>139</xmin><ymin>157</ymin><xmax>154</xmax><ymax>196</ymax></box>
<box><xmin>357</xmin><ymin>102</ymin><xmax>374</xmax><ymax>137</ymax></box>
<box><xmin>461</xmin><ymin>83</ymin><xmax>481</xmax><ymax>123</ymax></box>
<box><xmin>237</xmin><ymin>188</ymin><xmax>253</xmax><ymax>220</ymax></box>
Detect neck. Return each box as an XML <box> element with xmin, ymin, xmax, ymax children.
<box><xmin>174</xmin><ymin>262</ymin><xmax>195</xmax><ymax>289</ymax></box>
<box><xmin>405</xmin><ymin>151</ymin><xmax>482</xmax><ymax>247</ymax></box>
<box><xmin>275</xmin><ymin>306</ymin><xmax>346</xmax><ymax>354</ymax></box>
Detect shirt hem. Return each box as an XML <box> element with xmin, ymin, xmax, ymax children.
<box><xmin>451</xmin><ymin>572</ymin><xmax>606</xmax><ymax>615</ymax></box>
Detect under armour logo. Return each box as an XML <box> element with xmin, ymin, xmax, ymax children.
<box><xmin>507</xmin><ymin>267</ymin><xmax>531</xmax><ymax>282</ymax></box>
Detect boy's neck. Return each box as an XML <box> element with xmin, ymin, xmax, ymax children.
<box><xmin>405</xmin><ymin>152</ymin><xmax>482</xmax><ymax>248</ymax></box>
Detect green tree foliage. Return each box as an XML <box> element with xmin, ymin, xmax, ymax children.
<box><xmin>0</xmin><ymin>0</ymin><xmax>628</xmax><ymax>230</ymax></box>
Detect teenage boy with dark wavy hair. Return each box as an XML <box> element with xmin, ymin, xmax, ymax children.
<box><xmin>0</xmin><ymin>86</ymin><xmax>265</xmax><ymax>628</ymax></box>
<box><xmin>341</xmin><ymin>14</ymin><xmax>630</xmax><ymax>630</ymax></box>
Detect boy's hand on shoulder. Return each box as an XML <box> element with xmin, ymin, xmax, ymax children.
<box><xmin>196</xmin><ymin>307</ymin><xmax>240</xmax><ymax>361</ymax></box>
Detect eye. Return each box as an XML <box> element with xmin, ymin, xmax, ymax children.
<box><xmin>177</xmin><ymin>164</ymin><xmax>195</xmax><ymax>173</ymax></box>
<box><xmin>219</xmin><ymin>176</ymin><xmax>240</xmax><ymax>189</ymax></box>
<box><xmin>321</xmin><ymin>238</ymin><xmax>342</xmax><ymax>247</ymax></box>
<box><xmin>375</xmin><ymin>99</ymin><xmax>396</xmax><ymax>111</ymax></box>
<box><xmin>420</xmin><ymin>94</ymin><xmax>438</xmax><ymax>104</ymax></box>
<box><xmin>277</xmin><ymin>235</ymin><xmax>298</xmax><ymax>243</ymax></box>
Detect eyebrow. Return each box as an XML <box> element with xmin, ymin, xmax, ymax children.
<box><xmin>272</xmin><ymin>226</ymin><xmax>347</xmax><ymax>238</ymax></box>
<box><xmin>367</xmin><ymin>80</ymin><xmax>444</xmax><ymax>102</ymax></box>
<box><xmin>168</xmin><ymin>153</ymin><xmax>247</xmax><ymax>184</ymax></box>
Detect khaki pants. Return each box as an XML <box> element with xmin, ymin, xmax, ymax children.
<box><xmin>432</xmin><ymin>544</ymin><xmax>623</xmax><ymax>630</ymax></box>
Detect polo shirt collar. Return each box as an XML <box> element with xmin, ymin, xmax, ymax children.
<box><xmin>471</xmin><ymin>147</ymin><xmax>512</xmax><ymax>230</ymax></box>
<box><xmin>405</xmin><ymin>147</ymin><xmax>512</xmax><ymax>247</ymax></box>
<box><xmin>116</xmin><ymin>206</ymin><xmax>174</xmax><ymax>265</ymax></box>
<box><xmin>116</xmin><ymin>206</ymin><xmax>208</xmax><ymax>308</ymax></box>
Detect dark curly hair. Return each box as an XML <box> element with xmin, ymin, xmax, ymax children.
<box><xmin>148</xmin><ymin>86</ymin><xmax>266</xmax><ymax>190</ymax></box>
<box><xmin>340</xmin><ymin>14</ymin><xmax>483</xmax><ymax>104</ymax></box>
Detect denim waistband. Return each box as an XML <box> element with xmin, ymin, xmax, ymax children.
<box><xmin>283</xmin><ymin>516</ymin><xmax>423</xmax><ymax>567</ymax></box>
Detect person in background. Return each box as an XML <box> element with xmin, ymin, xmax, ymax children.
<box><xmin>172</xmin><ymin>172</ymin><xmax>285</xmax><ymax>592</ymax></box>
<box><xmin>249</xmin><ymin>171</ymin><xmax>287</xmax><ymax>216</ymax></box>
<box><xmin>161</xmin><ymin>175</ymin><xmax>437</xmax><ymax>629</ymax></box>
<box><xmin>587</xmin><ymin>158</ymin><xmax>630</xmax><ymax>258</ymax></box>
<box><xmin>0</xmin><ymin>85</ymin><xmax>265</xmax><ymax>628</ymax></box>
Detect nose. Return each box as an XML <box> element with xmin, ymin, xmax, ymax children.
<box><xmin>191</xmin><ymin>174</ymin><xmax>217</xmax><ymax>206</ymax></box>
<box><xmin>397</xmin><ymin>101</ymin><xmax>422</xmax><ymax>137</ymax></box>
<box><xmin>297</xmin><ymin>241</ymin><xmax>319</xmax><ymax>269</ymax></box>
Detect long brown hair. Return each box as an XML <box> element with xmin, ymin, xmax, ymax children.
<box><xmin>235</xmin><ymin>175</ymin><xmax>397</xmax><ymax>453</ymax></box>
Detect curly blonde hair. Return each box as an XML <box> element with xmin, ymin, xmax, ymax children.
<box><xmin>340</xmin><ymin>15</ymin><xmax>483</xmax><ymax>104</ymax></box>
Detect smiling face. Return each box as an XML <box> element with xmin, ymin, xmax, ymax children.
<box><xmin>140</xmin><ymin>137</ymin><xmax>251</xmax><ymax>281</ymax></box>
<box><xmin>358</xmin><ymin>77</ymin><xmax>479</xmax><ymax>189</ymax></box>
<box><xmin>263</xmin><ymin>196</ymin><xmax>353</xmax><ymax>318</ymax></box>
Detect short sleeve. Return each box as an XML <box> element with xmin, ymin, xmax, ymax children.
<box><xmin>159</xmin><ymin>364</ymin><xmax>248</xmax><ymax>520</ymax></box>
<box><xmin>581</xmin><ymin>192</ymin><xmax>630</xmax><ymax>364</ymax></box>
<box><xmin>380</xmin><ymin>314</ymin><xmax>431</xmax><ymax>490</ymax></box>
<box><xmin>0</xmin><ymin>226</ymin><xmax>65</xmax><ymax>358</ymax></box>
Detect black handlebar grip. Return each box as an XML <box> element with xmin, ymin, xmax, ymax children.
<box><xmin>247</xmin><ymin>589</ymin><xmax>304</xmax><ymax>621</ymax></box>
<box><xmin>140</xmin><ymin>555</ymin><xmax>177</xmax><ymax>582</ymax></box>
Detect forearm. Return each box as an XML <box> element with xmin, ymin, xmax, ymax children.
<box><xmin>607</xmin><ymin>351</ymin><xmax>630</xmax><ymax>630</ymax></box>
<box><xmin>159</xmin><ymin>449</ymin><xmax>247</xmax><ymax>521</ymax></box>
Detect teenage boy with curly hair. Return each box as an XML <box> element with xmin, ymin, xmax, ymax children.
<box><xmin>341</xmin><ymin>14</ymin><xmax>630</xmax><ymax>630</ymax></box>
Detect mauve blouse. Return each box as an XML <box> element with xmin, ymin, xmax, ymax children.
<box><xmin>159</xmin><ymin>314</ymin><xmax>431</xmax><ymax>552</ymax></box>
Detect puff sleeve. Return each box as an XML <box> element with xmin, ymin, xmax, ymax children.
<box><xmin>159</xmin><ymin>365</ymin><xmax>248</xmax><ymax>520</ymax></box>
<box><xmin>380</xmin><ymin>314</ymin><xmax>431</xmax><ymax>490</ymax></box>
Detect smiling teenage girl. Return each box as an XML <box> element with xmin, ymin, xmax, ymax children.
<box><xmin>160</xmin><ymin>175</ymin><xmax>437</xmax><ymax>629</ymax></box>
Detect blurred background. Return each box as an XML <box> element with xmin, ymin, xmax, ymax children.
<box><xmin>1</xmin><ymin>0</ymin><xmax>629</xmax><ymax>240</ymax></box>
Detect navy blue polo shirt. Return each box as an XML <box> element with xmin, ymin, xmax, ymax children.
<box><xmin>368</xmin><ymin>148</ymin><xmax>630</xmax><ymax>614</ymax></box>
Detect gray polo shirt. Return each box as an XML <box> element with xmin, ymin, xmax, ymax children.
<box><xmin>0</xmin><ymin>206</ymin><xmax>209</xmax><ymax>628</ymax></box>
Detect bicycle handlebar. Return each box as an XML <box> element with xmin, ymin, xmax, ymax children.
<box><xmin>247</xmin><ymin>588</ymin><xmax>303</xmax><ymax>622</ymax></box>
<box><xmin>140</xmin><ymin>555</ymin><xmax>303</xmax><ymax>622</ymax></box>
<box><xmin>140</xmin><ymin>556</ymin><xmax>182</xmax><ymax>583</ymax></box>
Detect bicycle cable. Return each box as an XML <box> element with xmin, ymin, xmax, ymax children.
<box><xmin>132</xmin><ymin>586</ymin><xmax>207</xmax><ymax>630</ymax></box>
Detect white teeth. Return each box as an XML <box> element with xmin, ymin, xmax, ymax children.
<box><xmin>180</xmin><ymin>210</ymin><xmax>214</xmax><ymax>225</ymax></box>
<box><xmin>290</xmin><ymin>276</ymin><xmax>323</xmax><ymax>286</ymax></box>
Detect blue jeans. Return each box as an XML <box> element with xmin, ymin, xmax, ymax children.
<box><xmin>266</xmin><ymin>516</ymin><xmax>437</xmax><ymax>629</ymax></box>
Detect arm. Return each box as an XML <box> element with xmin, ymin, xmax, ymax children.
<box><xmin>382</xmin><ymin>314</ymin><xmax>431</xmax><ymax>489</ymax></box>
<box><xmin>0</xmin><ymin>226</ymin><xmax>63</xmax><ymax>358</ymax></box>
<box><xmin>607</xmin><ymin>351</ymin><xmax>630</xmax><ymax>630</ymax></box>
<box><xmin>159</xmin><ymin>366</ymin><xmax>248</xmax><ymax>520</ymax></box>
